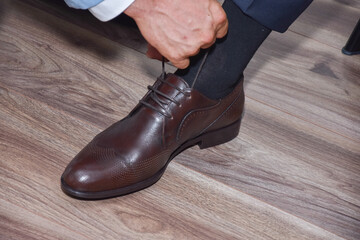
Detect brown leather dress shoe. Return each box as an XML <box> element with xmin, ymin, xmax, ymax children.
<box><xmin>61</xmin><ymin>73</ymin><xmax>244</xmax><ymax>199</ymax></box>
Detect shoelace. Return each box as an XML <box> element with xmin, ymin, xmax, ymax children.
<box><xmin>139</xmin><ymin>58</ymin><xmax>190</xmax><ymax>118</ymax></box>
<box><xmin>140</xmin><ymin>51</ymin><xmax>209</xmax><ymax>118</ymax></box>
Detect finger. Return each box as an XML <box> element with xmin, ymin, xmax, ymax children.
<box><xmin>215</xmin><ymin>18</ymin><xmax>228</xmax><ymax>39</ymax></box>
<box><xmin>172</xmin><ymin>58</ymin><xmax>190</xmax><ymax>69</ymax></box>
<box><xmin>210</xmin><ymin>2</ymin><xmax>228</xmax><ymax>39</ymax></box>
<box><xmin>189</xmin><ymin>47</ymin><xmax>201</xmax><ymax>57</ymax></box>
<box><xmin>201</xmin><ymin>36</ymin><xmax>216</xmax><ymax>49</ymax></box>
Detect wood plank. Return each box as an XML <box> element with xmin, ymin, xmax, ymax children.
<box><xmin>176</xmin><ymin>96</ymin><xmax>360</xmax><ymax>240</ymax></box>
<box><xmin>0</xmin><ymin>200</ymin><xmax>89</xmax><ymax>240</ymax></box>
<box><xmin>289</xmin><ymin>0</ymin><xmax>360</xmax><ymax>49</ymax></box>
<box><xmin>244</xmin><ymin>30</ymin><xmax>360</xmax><ymax>142</ymax></box>
<box><xmin>21</xmin><ymin>0</ymin><xmax>147</xmax><ymax>53</ymax></box>
<box><xmin>0</xmin><ymin>0</ymin><xmax>166</xmax><ymax>129</ymax></box>
<box><xmin>0</xmin><ymin>86</ymin><xmax>343</xmax><ymax>240</ymax></box>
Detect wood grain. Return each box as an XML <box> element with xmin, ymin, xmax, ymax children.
<box><xmin>244</xmin><ymin>30</ymin><xmax>360</xmax><ymax>142</ymax></box>
<box><xmin>289</xmin><ymin>0</ymin><xmax>360</xmax><ymax>49</ymax></box>
<box><xmin>0</xmin><ymin>0</ymin><xmax>164</xmax><ymax>129</ymax></box>
<box><xmin>176</xmin><ymin>97</ymin><xmax>360</xmax><ymax>239</ymax></box>
<box><xmin>21</xmin><ymin>0</ymin><xmax>147</xmax><ymax>54</ymax></box>
<box><xmin>1</xmin><ymin>0</ymin><xmax>359</xmax><ymax>239</ymax></box>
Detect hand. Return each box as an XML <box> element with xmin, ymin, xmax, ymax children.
<box><xmin>125</xmin><ymin>0</ymin><xmax>228</xmax><ymax>69</ymax></box>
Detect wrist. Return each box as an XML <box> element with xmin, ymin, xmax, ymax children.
<box><xmin>124</xmin><ymin>0</ymin><xmax>150</xmax><ymax>20</ymax></box>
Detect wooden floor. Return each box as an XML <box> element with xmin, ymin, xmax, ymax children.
<box><xmin>1</xmin><ymin>0</ymin><xmax>359</xmax><ymax>239</ymax></box>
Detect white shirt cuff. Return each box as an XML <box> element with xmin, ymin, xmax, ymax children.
<box><xmin>89</xmin><ymin>0</ymin><xmax>135</xmax><ymax>22</ymax></box>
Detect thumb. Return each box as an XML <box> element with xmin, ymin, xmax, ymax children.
<box><xmin>172</xmin><ymin>58</ymin><xmax>190</xmax><ymax>69</ymax></box>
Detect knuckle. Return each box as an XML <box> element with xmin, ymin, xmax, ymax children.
<box><xmin>188</xmin><ymin>47</ymin><xmax>200</xmax><ymax>56</ymax></box>
<box><xmin>210</xmin><ymin>1</ymin><xmax>227</xmax><ymax>24</ymax></box>
<box><xmin>169</xmin><ymin>52</ymin><xmax>181</xmax><ymax>62</ymax></box>
<box><xmin>177</xmin><ymin>60</ymin><xmax>189</xmax><ymax>69</ymax></box>
<box><xmin>202</xmin><ymin>32</ymin><xmax>215</xmax><ymax>44</ymax></box>
<box><xmin>217</xmin><ymin>11</ymin><xmax>227</xmax><ymax>24</ymax></box>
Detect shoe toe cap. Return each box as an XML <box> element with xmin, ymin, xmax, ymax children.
<box><xmin>61</xmin><ymin>161</ymin><xmax>98</xmax><ymax>197</ymax></box>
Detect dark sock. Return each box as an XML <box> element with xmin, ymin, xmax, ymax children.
<box><xmin>175</xmin><ymin>0</ymin><xmax>271</xmax><ymax>99</ymax></box>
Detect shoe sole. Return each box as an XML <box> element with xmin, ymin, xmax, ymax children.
<box><xmin>61</xmin><ymin>118</ymin><xmax>242</xmax><ymax>200</ymax></box>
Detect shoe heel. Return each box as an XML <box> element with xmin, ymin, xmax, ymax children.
<box><xmin>198</xmin><ymin>118</ymin><xmax>241</xmax><ymax>149</ymax></box>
